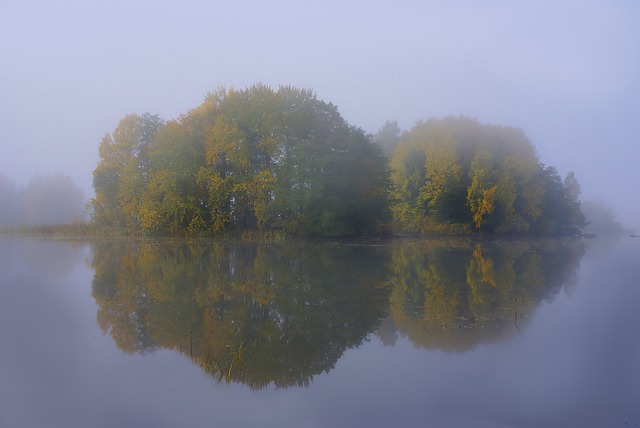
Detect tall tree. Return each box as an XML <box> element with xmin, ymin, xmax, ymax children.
<box><xmin>92</xmin><ymin>113</ymin><xmax>163</xmax><ymax>229</ymax></box>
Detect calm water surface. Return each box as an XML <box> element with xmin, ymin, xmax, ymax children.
<box><xmin>0</xmin><ymin>236</ymin><xmax>638</xmax><ymax>428</ymax></box>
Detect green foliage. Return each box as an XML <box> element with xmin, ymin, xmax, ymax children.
<box><xmin>529</xmin><ymin>166</ymin><xmax>587</xmax><ymax>235</ymax></box>
<box><xmin>388</xmin><ymin>117</ymin><xmax>587</xmax><ymax>235</ymax></box>
<box><xmin>92</xmin><ymin>113</ymin><xmax>163</xmax><ymax>229</ymax></box>
<box><xmin>92</xmin><ymin>85</ymin><xmax>390</xmax><ymax>237</ymax></box>
<box><xmin>92</xmin><ymin>90</ymin><xmax>585</xmax><ymax>237</ymax></box>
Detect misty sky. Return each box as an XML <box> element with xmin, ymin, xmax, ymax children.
<box><xmin>1</xmin><ymin>0</ymin><xmax>638</xmax><ymax>227</ymax></box>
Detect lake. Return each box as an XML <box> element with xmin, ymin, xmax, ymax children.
<box><xmin>0</xmin><ymin>235</ymin><xmax>638</xmax><ymax>428</ymax></box>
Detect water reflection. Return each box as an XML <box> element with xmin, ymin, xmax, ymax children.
<box><xmin>91</xmin><ymin>241</ymin><xmax>390</xmax><ymax>389</ymax></box>
<box><xmin>91</xmin><ymin>238</ymin><xmax>584</xmax><ymax>388</ymax></box>
<box><xmin>384</xmin><ymin>239</ymin><xmax>585</xmax><ymax>351</ymax></box>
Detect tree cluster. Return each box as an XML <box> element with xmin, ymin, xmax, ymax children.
<box><xmin>92</xmin><ymin>85</ymin><xmax>586</xmax><ymax>236</ymax></box>
<box><xmin>388</xmin><ymin>117</ymin><xmax>586</xmax><ymax>235</ymax></box>
<box><xmin>92</xmin><ymin>85</ymin><xmax>389</xmax><ymax>236</ymax></box>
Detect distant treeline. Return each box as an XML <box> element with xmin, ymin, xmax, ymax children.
<box><xmin>91</xmin><ymin>84</ymin><xmax>586</xmax><ymax>237</ymax></box>
<box><xmin>0</xmin><ymin>173</ymin><xmax>86</xmax><ymax>227</ymax></box>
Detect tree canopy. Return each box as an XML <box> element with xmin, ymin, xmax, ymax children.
<box><xmin>387</xmin><ymin>117</ymin><xmax>586</xmax><ymax>235</ymax></box>
<box><xmin>92</xmin><ymin>85</ymin><xmax>390</xmax><ymax>236</ymax></box>
<box><xmin>92</xmin><ymin>86</ymin><xmax>586</xmax><ymax>237</ymax></box>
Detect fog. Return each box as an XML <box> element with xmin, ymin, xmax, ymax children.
<box><xmin>0</xmin><ymin>172</ymin><xmax>86</xmax><ymax>226</ymax></box>
<box><xmin>1</xmin><ymin>1</ymin><xmax>638</xmax><ymax>228</ymax></box>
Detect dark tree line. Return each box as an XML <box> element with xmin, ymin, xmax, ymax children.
<box><xmin>92</xmin><ymin>85</ymin><xmax>586</xmax><ymax>237</ymax></box>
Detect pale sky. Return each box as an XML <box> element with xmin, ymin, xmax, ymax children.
<box><xmin>1</xmin><ymin>0</ymin><xmax>638</xmax><ymax>227</ymax></box>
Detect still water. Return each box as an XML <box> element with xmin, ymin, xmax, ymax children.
<box><xmin>0</xmin><ymin>236</ymin><xmax>638</xmax><ymax>427</ymax></box>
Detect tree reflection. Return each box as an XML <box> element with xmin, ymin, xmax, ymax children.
<box><xmin>91</xmin><ymin>238</ymin><xmax>584</xmax><ymax>387</ymax></box>
<box><xmin>91</xmin><ymin>240</ymin><xmax>391</xmax><ymax>389</ymax></box>
<box><xmin>384</xmin><ymin>238</ymin><xmax>585</xmax><ymax>352</ymax></box>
